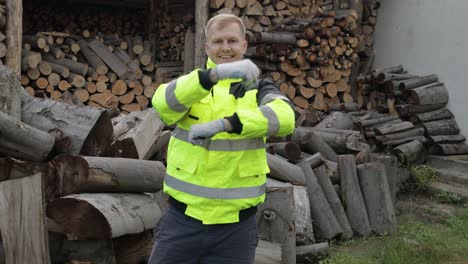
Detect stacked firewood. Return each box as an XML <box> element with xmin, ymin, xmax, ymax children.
<box><xmin>210</xmin><ymin>0</ymin><xmax>360</xmax><ymax>111</ymax></box>
<box><xmin>0</xmin><ymin>0</ymin><xmax>5</xmax><ymax>65</ymax></box>
<box><xmin>19</xmin><ymin>4</ymin><xmax>193</xmax><ymax>114</ymax></box>
<box><xmin>358</xmin><ymin>0</ymin><xmax>380</xmax><ymax>74</ymax></box>
<box><xmin>0</xmin><ymin>65</ymin><xmax>172</xmax><ymax>263</ymax></box>
<box><xmin>358</xmin><ymin>65</ymin><xmax>468</xmax><ymax>164</ymax></box>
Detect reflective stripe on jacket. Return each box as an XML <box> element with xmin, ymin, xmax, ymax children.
<box><xmin>152</xmin><ymin>58</ymin><xmax>295</xmax><ymax>224</ymax></box>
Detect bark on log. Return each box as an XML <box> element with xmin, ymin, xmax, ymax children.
<box><xmin>422</xmin><ymin>119</ymin><xmax>460</xmax><ymax>136</ymax></box>
<box><xmin>296</xmin><ymin>242</ymin><xmax>329</xmax><ymax>264</ymax></box>
<box><xmin>337</xmin><ymin>155</ymin><xmax>371</xmax><ymax>236</ymax></box>
<box><xmin>359</xmin><ymin>115</ymin><xmax>399</xmax><ymax>127</ymax></box>
<box><xmin>77</xmin><ymin>40</ymin><xmax>109</xmax><ymax>75</ymax></box>
<box><xmin>390</xmin><ymin>139</ymin><xmax>427</xmax><ymax>166</ymax></box>
<box><xmin>0</xmin><ymin>110</ymin><xmax>55</xmax><ymax>161</ymax></box>
<box><xmin>382</xmin><ymin>136</ymin><xmax>426</xmax><ymax>146</ymax></box>
<box><xmin>315</xmin><ymin>111</ymin><xmax>353</xmax><ymax>130</ymax></box>
<box><xmin>398</xmin><ymin>74</ymin><xmax>438</xmax><ymax>90</ymax></box>
<box><xmin>396</xmin><ymin>103</ymin><xmax>446</xmax><ymax>117</ymax></box>
<box><xmin>183</xmin><ymin>28</ymin><xmax>195</xmax><ymax>73</ymax></box>
<box><xmin>111</xmin><ymin>109</ymin><xmax>165</xmax><ymax>159</ymax></box>
<box><xmin>374</xmin><ymin>121</ymin><xmax>414</xmax><ymax>135</ymax></box>
<box><xmin>21</xmin><ymin>96</ymin><xmax>113</xmax><ymax>156</ymax></box>
<box><xmin>267</xmin><ymin>153</ymin><xmax>306</xmax><ymax>185</ymax></box>
<box><xmin>369</xmin><ymin>153</ymin><xmax>398</xmax><ymax>206</ymax></box>
<box><xmin>46</xmin><ymin>155</ymin><xmax>165</xmax><ymax>201</ymax></box>
<box><xmin>357</xmin><ymin>163</ymin><xmax>397</xmax><ymax>235</ymax></box>
<box><xmin>314</xmin><ymin>165</ymin><xmax>353</xmax><ymax>240</ymax></box>
<box><xmin>429</xmin><ymin>143</ymin><xmax>468</xmax><ymax>155</ymax></box>
<box><xmin>195</xmin><ymin>0</ymin><xmax>209</xmax><ymax>68</ymax></box>
<box><xmin>5</xmin><ymin>0</ymin><xmax>22</xmax><ymax>75</ymax></box>
<box><xmin>88</xmin><ymin>39</ymin><xmax>130</xmax><ymax>79</ymax></box>
<box><xmin>297</xmin><ymin>157</ymin><xmax>342</xmax><ymax>240</ymax></box>
<box><xmin>0</xmin><ymin>64</ymin><xmax>21</xmax><ymax>119</ymax></box>
<box><xmin>292</xmin><ymin>130</ymin><xmax>338</xmax><ymax>162</ymax></box>
<box><xmin>375</xmin><ymin>127</ymin><xmax>425</xmax><ymax>142</ymax></box>
<box><xmin>113</xmin><ymin>230</ymin><xmax>153</xmax><ymax>264</ymax></box>
<box><xmin>257</xmin><ymin>186</ymin><xmax>296</xmax><ymax>264</ymax></box>
<box><xmin>44</xmin><ymin>54</ymin><xmax>88</xmax><ymax>76</ymax></box>
<box><xmin>266</xmin><ymin>142</ymin><xmax>302</xmax><ymax>162</ymax></box>
<box><xmin>409</xmin><ymin>108</ymin><xmax>453</xmax><ymax>124</ymax></box>
<box><xmin>0</xmin><ymin>157</ymin><xmax>40</xmax><ymax>182</ymax></box>
<box><xmin>405</xmin><ymin>84</ymin><xmax>449</xmax><ymax>105</ymax></box>
<box><xmin>427</xmin><ymin>134</ymin><xmax>465</xmax><ymax>144</ymax></box>
<box><xmin>0</xmin><ymin>174</ymin><xmax>51</xmax><ymax>264</ymax></box>
<box><xmin>255</xmin><ymin>240</ymin><xmax>281</xmax><ymax>264</ymax></box>
<box><xmin>47</xmin><ymin>193</ymin><xmax>162</xmax><ymax>239</ymax></box>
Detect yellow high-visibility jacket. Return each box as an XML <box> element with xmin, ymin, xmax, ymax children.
<box><xmin>152</xmin><ymin>59</ymin><xmax>295</xmax><ymax>224</ymax></box>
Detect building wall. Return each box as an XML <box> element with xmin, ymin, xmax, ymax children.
<box><xmin>373</xmin><ymin>0</ymin><xmax>468</xmax><ymax>136</ymax></box>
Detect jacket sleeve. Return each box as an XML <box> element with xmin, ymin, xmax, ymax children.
<box><xmin>230</xmin><ymin>78</ymin><xmax>295</xmax><ymax>138</ymax></box>
<box><xmin>152</xmin><ymin>69</ymin><xmax>215</xmax><ymax>125</ymax></box>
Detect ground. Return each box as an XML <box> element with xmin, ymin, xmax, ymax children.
<box><xmin>321</xmin><ymin>193</ymin><xmax>468</xmax><ymax>264</ymax></box>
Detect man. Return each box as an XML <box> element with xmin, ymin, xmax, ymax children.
<box><xmin>149</xmin><ymin>14</ymin><xmax>295</xmax><ymax>264</ymax></box>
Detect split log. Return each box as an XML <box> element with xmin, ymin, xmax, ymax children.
<box><xmin>47</xmin><ymin>193</ymin><xmax>162</xmax><ymax>239</ymax></box>
<box><xmin>21</xmin><ymin>96</ymin><xmax>113</xmax><ymax>156</ymax></box>
<box><xmin>292</xmin><ymin>130</ymin><xmax>338</xmax><ymax>162</ymax></box>
<box><xmin>0</xmin><ymin>110</ymin><xmax>54</xmax><ymax>161</ymax></box>
<box><xmin>409</xmin><ymin>108</ymin><xmax>453</xmax><ymax>124</ymax></box>
<box><xmin>0</xmin><ymin>174</ymin><xmax>51</xmax><ymax>264</ymax></box>
<box><xmin>296</xmin><ymin>242</ymin><xmax>329</xmax><ymax>264</ymax></box>
<box><xmin>257</xmin><ymin>186</ymin><xmax>296</xmax><ymax>264</ymax></box>
<box><xmin>337</xmin><ymin>155</ymin><xmax>371</xmax><ymax>236</ymax></box>
<box><xmin>374</xmin><ymin>121</ymin><xmax>414</xmax><ymax>135</ymax></box>
<box><xmin>267</xmin><ymin>179</ymin><xmax>315</xmax><ymax>245</ymax></box>
<box><xmin>297</xmin><ymin>157</ymin><xmax>342</xmax><ymax>240</ymax></box>
<box><xmin>390</xmin><ymin>139</ymin><xmax>427</xmax><ymax>166</ymax></box>
<box><xmin>429</xmin><ymin>143</ymin><xmax>468</xmax><ymax>155</ymax></box>
<box><xmin>111</xmin><ymin>109</ymin><xmax>165</xmax><ymax>159</ymax></box>
<box><xmin>405</xmin><ymin>84</ymin><xmax>449</xmax><ymax>105</ymax></box>
<box><xmin>357</xmin><ymin>163</ymin><xmax>396</xmax><ymax>235</ymax></box>
<box><xmin>46</xmin><ymin>155</ymin><xmax>165</xmax><ymax>201</ymax></box>
<box><xmin>266</xmin><ymin>142</ymin><xmax>302</xmax><ymax>162</ymax></box>
<box><xmin>255</xmin><ymin>240</ymin><xmax>281</xmax><ymax>264</ymax></box>
<box><xmin>422</xmin><ymin>119</ymin><xmax>460</xmax><ymax>136</ymax></box>
<box><xmin>266</xmin><ymin>153</ymin><xmax>306</xmax><ymax>185</ymax></box>
<box><xmin>88</xmin><ymin>39</ymin><xmax>130</xmax><ymax>79</ymax></box>
<box><xmin>396</xmin><ymin>103</ymin><xmax>446</xmax><ymax>117</ymax></box>
<box><xmin>313</xmin><ymin>164</ymin><xmax>353</xmax><ymax>240</ymax></box>
<box><xmin>427</xmin><ymin>134</ymin><xmax>465</xmax><ymax>144</ymax></box>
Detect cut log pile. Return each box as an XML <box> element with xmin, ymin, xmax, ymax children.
<box><xmin>210</xmin><ymin>0</ymin><xmax>361</xmax><ymax>111</ymax></box>
<box><xmin>0</xmin><ymin>0</ymin><xmax>5</xmax><ymax>65</ymax></box>
<box><xmin>0</xmin><ymin>65</ymin><xmax>173</xmax><ymax>263</ymax></box>
<box><xmin>358</xmin><ymin>0</ymin><xmax>380</xmax><ymax>74</ymax></box>
<box><xmin>20</xmin><ymin>4</ymin><xmax>193</xmax><ymax>114</ymax></box>
<box><xmin>357</xmin><ymin>65</ymin><xmax>468</xmax><ymax>165</ymax></box>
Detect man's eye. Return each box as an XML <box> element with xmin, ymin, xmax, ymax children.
<box><xmin>215</xmin><ymin>40</ymin><xmax>222</xmax><ymax>44</ymax></box>
<box><xmin>229</xmin><ymin>39</ymin><xmax>237</xmax><ymax>43</ymax></box>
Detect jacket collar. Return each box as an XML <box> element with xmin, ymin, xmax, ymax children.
<box><xmin>206</xmin><ymin>57</ymin><xmax>217</xmax><ymax>69</ymax></box>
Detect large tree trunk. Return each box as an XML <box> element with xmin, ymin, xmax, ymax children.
<box><xmin>391</xmin><ymin>139</ymin><xmax>427</xmax><ymax>166</ymax></box>
<box><xmin>111</xmin><ymin>109</ymin><xmax>165</xmax><ymax>159</ymax></box>
<box><xmin>429</xmin><ymin>143</ymin><xmax>468</xmax><ymax>155</ymax></box>
<box><xmin>405</xmin><ymin>84</ymin><xmax>449</xmax><ymax>105</ymax></box>
<box><xmin>255</xmin><ymin>240</ymin><xmax>281</xmax><ymax>264</ymax></box>
<box><xmin>266</xmin><ymin>142</ymin><xmax>302</xmax><ymax>162</ymax></box>
<box><xmin>5</xmin><ymin>0</ymin><xmax>22</xmax><ymax>75</ymax></box>
<box><xmin>422</xmin><ymin>119</ymin><xmax>460</xmax><ymax>136</ymax></box>
<box><xmin>337</xmin><ymin>155</ymin><xmax>371</xmax><ymax>236</ymax></box>
<box><xmin>369</xmin><ymin>153</ymin><xmax>398</xmax><ymax>206</ymax></box>
<box><xmin>297</xmin><ymin>157</ymin><xmax>342</xmax><ymax>240</ymax></box>
<box><xmin>0</xmin><ymin>174</ymin><xmax>51</xmax><ymax>264</ymax></box>
<box><xmin>113</xmin><ymin>230</ymin><xmax>153</xmax><ymax>264</ymax></box>
<box><xmin>21</xmin><ymin>96</ymin><xmax>113</xmax><ymax>156</ymax></box>
<box><xmin>257</xmin><ymin>186</ymin><xmax>296</xmax><ymax>264</ymax></box>
<box><xmin>292</xmin><ymin>129</ymin><xmax>338</xmax><ymax>162</ymax></box>
<box><xmin>409</xmin><ymin>108</ymin><xmax>453</xmax><ymax>124</ymax></box>
<box><xmin>357</xmin><ymin>163</ymin><xmax>397</xmax><ymax>235</ymax></box>
<box><xmin>0</xmin><ymin>110</ymin><xmax>55</xmax><ymax>161</ymax></box>
<box><xmin>46</xmin><ymin>155</ymin><xmax>165</xmax><ymax>201</ymax></box>
<box><xmin>396</xmin><ymin>103</ymin><xmax>446</xmax><ymax>117</ymax></box>
<box><xmin>0</xmin><ymin>65</ymin><xmax>21</xmax><ymax>119</ymax></box>
<box><xmin>47</xmin><ymin>193</ymin><xmax>161</xmax><ymax>240</ymax></box>
<box><xmin>315</xmin><ymin>111</ymin><xmax>354</xmax><ymax>130</ymax></box>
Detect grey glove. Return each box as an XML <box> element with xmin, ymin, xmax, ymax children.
<box><xmin>210</xmin><ymin>59</ymin><xmax>260</xmax><ymax>83</ymax></box>
<box><xmin>188</xmin><ymin>119</ymin><xmax>229</xmax><ymax>144</ymax></box>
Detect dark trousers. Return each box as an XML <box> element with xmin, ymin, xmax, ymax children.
<box><xmin>148</xmin><ymin>204</ymin><xmax>258</xmax><ymax>264</ymax></box>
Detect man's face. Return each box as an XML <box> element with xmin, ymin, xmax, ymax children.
<box><xmin>205</xmin><ymin>22</ymin><xmax>247</xmax><ymax>64</ymax></box>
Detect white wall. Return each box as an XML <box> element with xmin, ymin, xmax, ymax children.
<box><xmin>373</xmin><ymin>0</ymin><xmax>468</xmax><ymax>136</ymax></box>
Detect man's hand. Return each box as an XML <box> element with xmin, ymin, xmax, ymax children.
<box><xmin>210</xmin><ymin>59</ymin><xmax>260</xmax><ymax>83</ymax></box>
<box><xmin>188</xmin><ymin>119</ymin><xmax>231</xmax><ymax>144</ymax></box>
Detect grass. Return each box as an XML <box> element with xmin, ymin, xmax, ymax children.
<box><xmin>320</xmin><ymin>207</ymin><xmax>468</xmax><ymax>264</ymax></box>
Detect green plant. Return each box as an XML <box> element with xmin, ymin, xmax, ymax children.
<box><xmin>432</xmin><ymin>190</ymin><xmax>463</xmax><ymax>205</ymax></box>
<box><xmin>403</xmin><ymin>165</ymin><xmax>438</xmax><ymax>193</ymax></box>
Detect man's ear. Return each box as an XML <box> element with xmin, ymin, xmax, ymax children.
<box><xmin>241</xmin><ymin>40</ymin><xmax>248</xmax><ymax>54</ymax></box>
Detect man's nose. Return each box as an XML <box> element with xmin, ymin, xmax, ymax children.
<box><xmin>221</xmin><ymin>41</ymin><xmax>230</xmax><ymax>50</ymax></box>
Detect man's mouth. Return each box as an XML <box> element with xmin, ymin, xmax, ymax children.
<box><xmin>218</xmin><ymin>55</ymin><xmax>234</xmax><ymax>59</ymax></box>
